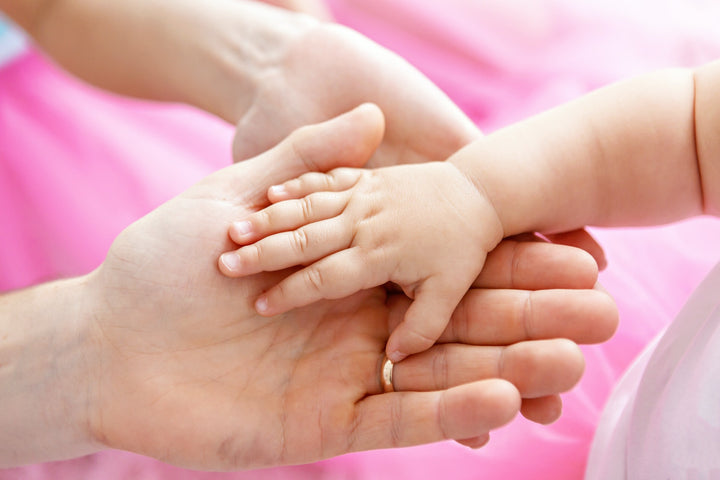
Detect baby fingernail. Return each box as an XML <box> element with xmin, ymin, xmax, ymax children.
<box><xmin>255</xmin><ymin>296</ymin><xmax>269</xmax><ymax>313</ymax></box>
<box><xmin>233</xmin><ymin>220</ymin><xmax>252</xmax><ymax>236</ymax></box>
<box><xmin>388</xmin><ymin>350</ymin><xmax>406</xmax><ymax>363</ymax></box>
<box><xmin>220</xmin><ymin>252</ymin><xmax>241</xmax><ymax>272</ymax></box>
<box><xmin>268</xmin><ymin>185</ymin><xmax>286</xmax><ymax>198</ymax></box>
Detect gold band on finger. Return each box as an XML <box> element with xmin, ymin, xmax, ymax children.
<box><xmin>381</xmin><ymin>355</ymin><xmax>394</xmax><ymax>393</ymax></box>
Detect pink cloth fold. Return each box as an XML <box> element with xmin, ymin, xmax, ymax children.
<box><xmin>0</xmin><ymin>52</ymin><xmax>233</xmax><ymax>291</ymax></box>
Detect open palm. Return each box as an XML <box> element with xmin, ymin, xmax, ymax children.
<box><xmin>231</xmin><ymin>22</ymin><xmax>479</xmax><ymax>168</ymax></box>
<box><xmin>84</xmin><ymin>107</ymin><xmax>615</xmax><ymax>470</ymax></box>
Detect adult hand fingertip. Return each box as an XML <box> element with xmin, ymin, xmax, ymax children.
<box><xmin>520</xmin><ymin>395</ymin><xmax>563</xmax><ymax>425</ymax></box>
<box><xmin>456</xmin><ymin>434</ymin><xmax>491</xmax><ymax>449</ymax></box>
<box><xmin>588</xmin><ymin>287</ymin><xmax>620</xmax><ymax>343</ymax></box>
<box><xmin>442</xmin><ymin>380</ymin><xmax>520</xmax><ymax>436</ymax></box>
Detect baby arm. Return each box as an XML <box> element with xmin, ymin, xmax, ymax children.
<box><xmin>448</xmin><ymin>60</ymin><xmax>720</xmax><ymax>235</ymax></box>
<box><xmin>219</xmin><ymin>162</ymin><xmax>502</xmax><ymax>362</ymax></box>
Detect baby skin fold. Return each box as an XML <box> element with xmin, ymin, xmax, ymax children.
<box><xmin>220</xmin><ymin>59</ymin><xmax>720</xmax><ymax>362</ymax></box>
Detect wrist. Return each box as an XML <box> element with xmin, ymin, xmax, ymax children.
<box><xmin>0</xmin><ymin>275</ymin><xmax>103</xmax><ymax>467</ymax></box>
<box><xmin>21</xmin><ymin>0</ymin><xmax>319</xmax><ymax>123</ymax></box>
<box><xmin>448</xmin><ymin>130</ymin><xmax>557</xmax><ymax>238</ymax></box>
<box><xmin>448</xmin><ymin>156</ymin><xmax>506</xmax><ymax>241</ymax></box>
<box><xmin>185</xmin><ymin>0</ymin><xmax>320</xmax><ymax>123</ymax></box>
<box><xmin>445</xmin><ymin>161</ymin><xmax>505</xmax><ymax>249</ymax></box>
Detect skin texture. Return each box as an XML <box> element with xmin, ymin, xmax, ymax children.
<box><xmin>0</xmin><ymin>0</ymin><xmax>478</xmax><ymax>168</ymax></box>
<box><xmin>88</xmin><ymin>106</ymin><xmax>611</xmax><ymax>469</ymax></box>
<box><xmin>0</xmin><ymin>0</ymin><xmax>326</xmax><ymax>121</ymax></box>
<box><xmin>0</xmin><ymin>0</ymin><xmax>606</xmax><ymax>264</ymax></box>
<box><xmin>447</xmin><ymin>62</ymin><xmax>720</xmax><ymax>233</ymax></box>
<box><xmin>220</xmin><ymin>60</ymin><xmax>720</xmax><ymax>364</ymax></box>
<box><xmin>219</xmin><ymin>161</ymin><xmax>503</xmax><ymax>362</ymax></box>
<box><xmin>0</xmin><ymin>106</ymin><xmax>618</xmax><ymax>469</ymax></box>
<box><xmin>0</xmin><ymin>0</ymin><xmax>614</xmax><ymax>467</ymax></box>
<box><xmin>229</xmin><ymin>21</ymin><xmax>479</xmax><ymax>168</ymax></box>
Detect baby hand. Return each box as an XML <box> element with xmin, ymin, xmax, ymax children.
<box><xmin>219</xmin><ymin>162</ymin><xmax>503</xmax><ymax>362</ymax></box>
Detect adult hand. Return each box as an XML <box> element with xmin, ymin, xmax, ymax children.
<box><xmin>231</xmin><ymin>21</ymin><xmax>479</xmax><ymax>168</ymax></box>
<box><xmin>0</xmin><ymin>105</ymin><xmax>602</xmax><ymax>471</ymax></box>
<box><xmin>83</xmin><ymin>105</ymin><xmax>616</xmax><ymax>469</ymax></box>
<box><xmin>4</xmin><ymin>0</ymin><xmax>472</xmax><ymax>168</ymax></box>
<box><xmin>227</xmin><ymin>18</ymin><xmax>608</xmax><ymax>266</ymax></box>
<box><xmin>79</xmin><ymin>105</ymin><xmax>487</xmax><ymax>470</ymax></box>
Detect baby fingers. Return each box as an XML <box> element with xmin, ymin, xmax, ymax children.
<box><xmin>219</xmin><ymin>217</ymin><xmax>353</xmax><ymax>277</ymax></box>
<box><xmin>254</xmin><ymin>248</ymin><xmax>386</xmax><ymax>316</ymax></box>
<box><xmin>228</xmin><ymin>191</ymin><xmax>351</xmax><ymax>245</ymax></box>
<box><xmin>267</xmin><ymin>168</ymin><xmax>364</xmax><ymax>202</ymax></box>
<box><xmin>386</xmin><ymin>277</ymin><xmax>470</xmax><ymax>363</ymax></box>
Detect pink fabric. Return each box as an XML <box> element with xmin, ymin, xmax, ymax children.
<box><xmin>2</xmin><ymin>1</ymin><xmax>720</xmax><ymax>478</ymax></box>
<box><xmin>0</xmin><ymin>52</ymin><xmax>233</xmax><ymax>291</ymax></box>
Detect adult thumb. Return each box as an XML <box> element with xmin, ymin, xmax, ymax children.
<box><xmin>230</xmin><ymin>103</ymin><xmax>384</xmax><ymax>205</ymax></box>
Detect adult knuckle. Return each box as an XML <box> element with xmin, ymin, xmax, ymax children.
<box><xmin>510</xmin><ymin>241</ymin><xmax>523</xmax><ymax>288</ymax></box>
<box><xmin>289</xmin><ymin>130</ymin><xmax>319</xmax><ymax>172</ymax></box>
<box><xmin>431</xmin><ymin>345</ymin><xmax>450</xmax><ymax>389</ymax></box>
<box><xmin>453</xmin><ymin>299</ymin><xmax>470</xmax><ymax>342</ymax></box>
<box><xmin>389</xmin><ymin>398</ymin><xmax>403</xmax><ymax>447</ymax></box>
<box><xmin>521</xmin><ymin>292</ymin><xmax>535</xmax><ymax>339</ymax></box>
<box><xmin>437</xmin><ymin>393</ymin><xmax>451</xmax><ymax>440</ymax></box>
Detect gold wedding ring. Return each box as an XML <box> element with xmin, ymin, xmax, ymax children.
<box><xmin>381</xmin><ymin>355</ymin><xmax>394</xmax><ymax>393</ymax></box>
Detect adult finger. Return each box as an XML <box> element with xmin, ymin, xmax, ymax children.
<box><xmin>544</xmin><ymin>228</ymin><xmax>608</xmax><ymax>270</ymax></box>
<box><xmin>387</xmin><ymin>339</ymin><xmax>584</xmax><ymax>399</ymax></box>
<box><xmin>520</xmin><ymin>395</ymin><xmax>564</xmax><ymax>425</ymax></box>
<box><xmin>225</xmin><ymin>103</ymin><xmax>385</xmax><ymax>207</ymax></box>
<box><xmin>474</xmin><ymin>238</ymin><xmax>599</xmax><ymax>290</ymax></box>
<box><xmin>455</xmin><ymin>435</ymin><xmax>490</xmax><ymax>449</ymax></box>
<box><xmin>448</xmin><ymin>287</ymin><xmax>618</xmax><ymax>345</ymax></box>
<box><xmin>387</xmin><ymin>287</ymin><xmax>618</xmax><ymax>346</ymax></box>
<box><xmin>349</xmin><ymin>380</ymin><xmax>520</xmax><ymax>452</ymax></box>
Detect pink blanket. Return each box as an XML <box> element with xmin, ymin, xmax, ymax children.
<box><xmin>2</xmin><ymin>1</ymin><xmax>720</xmax><ymax>478</ymax></box>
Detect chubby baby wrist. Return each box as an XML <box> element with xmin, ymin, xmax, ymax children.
<box><xmin>447</xmin><ymin>160</ymin><xmax>506</xmax><ymax>245</ymax></box>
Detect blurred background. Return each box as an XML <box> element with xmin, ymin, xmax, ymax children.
<box><xmin>2</xmin><ymin>1</ymin><xmax>720</xmax><ymax>478</ymax></box>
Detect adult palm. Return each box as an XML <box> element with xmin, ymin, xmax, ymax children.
<box><xmin>85</xmin><ymin>107</ymin><xmax>614</xmax><ymax>470</ymax></box>
<box><xmin>231</xmin><ymin>20</ymin><xmax>607</xmax><ymax>264</ymax></box>
<box><xmin>232</xmin><ymin>22</ymin><xmax>479</xmax><ymax>168</ymax></box>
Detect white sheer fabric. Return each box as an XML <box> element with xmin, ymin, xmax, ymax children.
<box><xmin>586</xmin><ymin>262</ymin><xmax>720</xmax><ymax>479</ymax></box>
